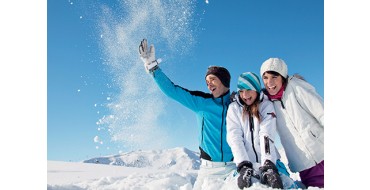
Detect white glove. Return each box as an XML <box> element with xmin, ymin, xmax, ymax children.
<box><xmin>139</xmin><ymin>39</ymin><xmax>161</xmax><ymax>73</ymax></box>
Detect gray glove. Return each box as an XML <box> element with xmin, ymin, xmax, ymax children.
<box><xmin>237</xmin><ymin>161</ymin><xmax>260</xmax><ymax>189</ymax></box>
<box><xmin>139</xmin><ymin>39</ymin><xmax>161</xmax><ymax>73</ymax></box>
<box><xmin>259</xmin><ymin>160</ymin><xmax>283</xmax><ymax>189</ymax></box>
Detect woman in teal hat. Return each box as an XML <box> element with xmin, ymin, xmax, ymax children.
<box><xmin>227</xmin><ymin>72</ymin><xmax>298</xmax><ymax>189</ymax></box>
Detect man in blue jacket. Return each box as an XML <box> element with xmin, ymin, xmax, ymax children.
<box><xmin>139</xmin><ymin>39</ymin><xmax>235</xmax><ymax>189</ymax></box>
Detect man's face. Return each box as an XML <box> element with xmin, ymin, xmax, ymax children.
<box><xmin>206</xmin><ymin>74</ymin><xmax>228</xmax><ymax>98</ymax></box>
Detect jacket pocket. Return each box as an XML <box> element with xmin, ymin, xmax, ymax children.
<box><xmin>308</xmin><ymin>126</ymin><xmax>324</xmax><ymax>144</ymax></box>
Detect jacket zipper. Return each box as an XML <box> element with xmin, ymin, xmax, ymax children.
<box><xmin>220</xmin><ymin>96</ymin><xmax>225</xmax><ymax>161</ymax></box>
<box><xmin>201</xmin><ymin>117</ymin><xmax>204</xmax><ymax>144</ymax></box>
<box><xmin>249</xmin><ymin>112</ymin><xmax>258</xmax><ymax>162</ymax></box>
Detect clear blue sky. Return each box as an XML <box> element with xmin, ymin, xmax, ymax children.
<box><xmin>48</xmin><ymin>0</ymin><xmax>324</xmax><ymax>162</ymax></box>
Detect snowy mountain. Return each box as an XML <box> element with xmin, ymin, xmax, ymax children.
<box><xmin>83</xmin><ymin>147</ymin><xmax>200</xmax><ymax>170</ymax></box>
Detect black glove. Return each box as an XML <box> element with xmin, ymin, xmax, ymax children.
<box><xmin>237</xmin><ymin>161</ymin><xmax>254</xmax><ymax>189</ymax></box>
<box><xmin>259</xmin><ymin>160</ymin><xmax>284</xmax><ymax>189</ymax></box>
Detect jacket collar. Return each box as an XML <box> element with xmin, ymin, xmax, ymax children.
<box><xmin>215</xmin><ymin>90</ymin><xmax>231</xmax><ymax>104</ymax></box>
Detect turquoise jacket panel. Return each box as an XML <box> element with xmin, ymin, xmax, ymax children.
<box><xmin>153</xmin><ymin>68</ymin><xmax>233</xmax><ymax>162</ymax></box>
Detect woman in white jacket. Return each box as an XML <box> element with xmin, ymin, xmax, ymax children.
<box><xmin>226</xmin><ymin>72</ymin><xmax>284</xmax><ymax>189</ymax></box>
<box><xmin>260</xmin><ymin>58</ymin><xmax>324</xmax><ymax>188</ymax></box>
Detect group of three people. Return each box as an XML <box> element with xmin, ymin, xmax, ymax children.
<box><xmin>139</xmin><ymin>39</ymin><xmax>324</xmax><ymax>189</ymax></box>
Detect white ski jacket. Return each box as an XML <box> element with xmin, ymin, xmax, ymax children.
<box><xmin>226</xmin><ymin>93</ymin><xmax>280</xmax><ymax>166</ymax></box>
<box><xmin>267</xmin><ymin>76</ymin><xmax>324</xmax><ymax>173</ymax></box>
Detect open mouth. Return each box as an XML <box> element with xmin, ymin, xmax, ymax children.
<box><xmin>243</xmin><ymin>97</ymin><xmax>252</xmax><ymax>102</ymax></box>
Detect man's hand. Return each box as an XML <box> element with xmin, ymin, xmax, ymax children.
<box><xmin>139</xmin><ymin>39</ymin><xmax>159</xmax><ymax>73</ymax></box>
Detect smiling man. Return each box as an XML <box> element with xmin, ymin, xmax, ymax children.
<box><xmin>139</xmin><ymin>39</ymin><xmax>236</xmax><ymax>190</ymax></box>
<box><xmin>205</xmin><ymin>66</ymin><xmax>231</xmax><ymax>98</ymax></box>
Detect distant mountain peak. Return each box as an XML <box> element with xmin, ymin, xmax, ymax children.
<box><xmin>83</xmin><ymin>147</ymin><xmax>201</xmax><ymax>170</ymax></box>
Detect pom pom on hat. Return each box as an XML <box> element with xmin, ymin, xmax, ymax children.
<box><xmin>205</xmin><ymin>66</ymin><xmax>231</xmax><ymax>88</ymax></box>
<box><xmin>260</xmin><ymin>58</ymin><xmax>288</xmax><ymax>78</ymax></box>
<box><xmin>237</xmin><ymin>72</ymin><xmax>261</xmax><ymax>93</ymax></box>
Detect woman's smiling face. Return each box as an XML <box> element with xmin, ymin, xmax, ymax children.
<box><xmin>239</xmin><ymin>89</ymin><xmax>258</xmax><ymax>106</ymax></box>
<box><xmin>262</xmin><ymin>72</ymin><xmax>284</xmax><ymax>96</ymax></box>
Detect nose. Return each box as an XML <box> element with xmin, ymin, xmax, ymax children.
<box><xmin>265</xmin><ymin>78</ymin><xmax>272</xmax><ymax>86</ymax></box>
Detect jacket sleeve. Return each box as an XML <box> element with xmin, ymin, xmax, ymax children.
<box><xmin>258</xmin><ymin>97</ymin><xmax>279</xmax><ymax>165</ymax></box>
<box><xmin>291</xmin><ymin>77</ymin><xmax>324</xmax><ymax>127</ymax></box>
<box><xmin>226</xmin><ymin>103</ymin><xmax>250</xmax><ymax>165</ymax></box>
<box><xmin>152</xmin><ymin>68</ymin><xmax>203</xmax><ymax>111</ymax></box>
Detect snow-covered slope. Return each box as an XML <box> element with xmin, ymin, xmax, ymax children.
<box><xmin>83</xmin><ymin>147</ymin><xmax>200</xmax><ymax>170</ymax></box>
<box><xmin>48</xmin><ymin>147</ymin><xmax>322</xmax><ymax>190</ymax></box>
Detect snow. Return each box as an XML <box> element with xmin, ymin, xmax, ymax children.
<box><xmin>47</xmin><ymin>147</ymin><xmax>322</xmax><ymax>190</ymax></box>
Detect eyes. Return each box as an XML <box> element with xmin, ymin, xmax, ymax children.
<box><xmin>239</xmin><ymin>89</ymin><xmax>251</xmax><ymax>93</ymax></box>
<box><xmin>263</xmin><ymin>75</ymin><xmax>279</xmax><ymax>80</ymax></box>
<box><xmin>206</xmin><ymin>77</ymin><xmax>216</xmax><ymax>85</ymax></box>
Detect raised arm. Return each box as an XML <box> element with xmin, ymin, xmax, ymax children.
<box><xmin>139</xmin><ymin>39</ymin><xmax>205</xmax><ymax>111</ymax></box>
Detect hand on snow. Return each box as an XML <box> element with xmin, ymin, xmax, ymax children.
<box><xmin>237</xmin><ymin>161</ymin><xmax>255</xmax><ymax>189</ymax></box>
<box><xmin>139</xmin><ymin>39</ymin><xmax>160</xmax><ymax>73</ymax></box>
<box><xmin>259</xmin><ymin>160</ymin><xmax>283</xmax><ymax>189</ymax></box>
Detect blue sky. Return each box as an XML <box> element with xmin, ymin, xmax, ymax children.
<box><xmin>48</xmin><ymin>0</ymin><xmax>324</xmax><ymax>162</ymax></box>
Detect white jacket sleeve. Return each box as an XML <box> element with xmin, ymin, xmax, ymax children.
<box><xmin>226</xmin><ymin>102</ymin><xmax>250</xmax><ymax>165</ymax></box>
<box><xmin>292</xmin><ymin>77</ymin><xmax>324</xmax><ymax>127</ymax></box>
<box><xmin>258</xmin><ymin>97</ymin><xmax>279</xmax><ymax>165</ymax></box>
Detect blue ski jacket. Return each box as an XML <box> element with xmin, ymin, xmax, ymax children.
<box><xmin>152</xmin><ymin>68</ymin><xmax>233</xmax><ymax>162</ymax></box>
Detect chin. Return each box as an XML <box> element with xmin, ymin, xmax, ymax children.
<box><xmin>268</xmin><ymin>90</ymin><xmax>277</xmax><ymax>96</ymax></box>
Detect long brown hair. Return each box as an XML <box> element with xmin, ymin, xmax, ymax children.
<box><xmin>241</xmin><ymin>93</ymin><xmax>261</xmax><ymax>123</ymax></box>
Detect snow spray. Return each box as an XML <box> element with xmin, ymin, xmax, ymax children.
<box><xmin>96</xmin><ymin>0</ymin><xmax>198</xmax><ymax>151</ymax></box>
